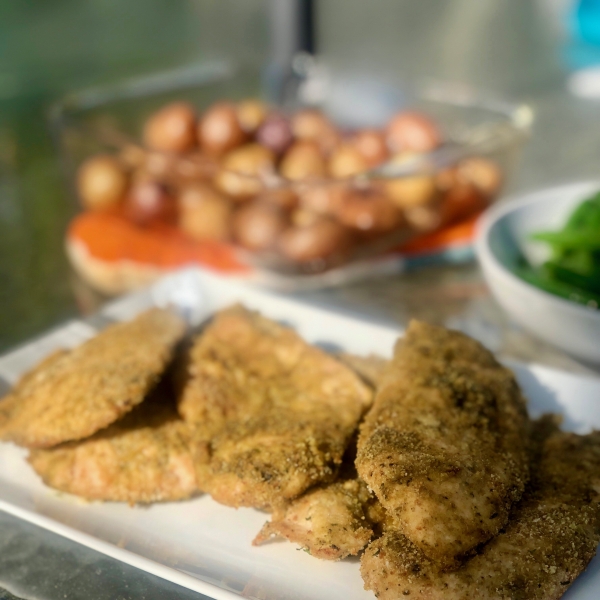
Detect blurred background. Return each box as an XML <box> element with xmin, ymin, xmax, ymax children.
<box><xmin>2</xmin><ymin>0</ymin><xmax>600</xmax><ymax>351</ymax></box>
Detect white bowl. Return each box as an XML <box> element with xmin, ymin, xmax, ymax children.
<box><xmin>475</xmin><ymin>181</ymin><xmax>600</xmax><ymax>364</ymax></box>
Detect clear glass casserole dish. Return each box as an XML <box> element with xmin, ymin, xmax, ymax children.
<box><xmin>50</xmin><ymin>61</ymin><xmax>533</xmax><ymax>293</ymax></box>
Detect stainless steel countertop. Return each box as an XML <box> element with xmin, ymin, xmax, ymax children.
<box><xmin>0</xmin><ymin>512</ymin><xmax>207</xmax><ymax>600</ymax></box>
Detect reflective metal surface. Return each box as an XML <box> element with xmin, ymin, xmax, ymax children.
<box><xmin>0</xmin><ymin>512</ymin><xmax>209</xmax><ymax>600</ymax></box>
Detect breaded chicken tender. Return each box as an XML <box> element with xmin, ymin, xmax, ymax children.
<box><xmin>360</xmin><ymin>419</ymin><xmax>600</xmax><ymax>600</ymax></box>
<box><xmin>356</xmin><ymin>321</ymin><xmax>530</xmax><ymax>568</ymax></box>
<box><xmin>178</xmin><ymin>305</ymin><xmax>372</xmax><ymax>509</ymax></box>
<box><xmin>29</xmin><ymin>387</ymin><xmax>198</xmax><ymax>503</ymax></box>
<box><xmin>253</xmin><ymin>478</ymin><xmax>379</xmax><ymax>560</ymax></box>
<box><xmin>1</xmin><ymin>309</ymin><xmax>186</xmax><ymax>448</ymax></box>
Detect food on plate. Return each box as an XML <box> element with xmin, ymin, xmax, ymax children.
<box><xmin>1</xmin><ymin>352</ymin><xmax>71</xmax><ymax>437</ymax></box>
<box><xmin>253</xmin><ymin>478</ymin><xmax>379</xmax><ymax>560</ymax></box>
<box><xmin>0</xmin><ymin>393</ymin><xmax>16</xmax><ymax>432</ymax></box>
<box><xmin>4</xmin><ymin>302</ymin><xmax>597</xmax><ymax>599</ymax></box>
<box><xmin>360</xmin><ymin>417</ymin><xmax>600</xmax><ymax>600</ymax></box>
<box><xmin>176</xmin><ymin>305</ymin><xmax>287</xmax><ymax>432</ymax></box>
<box><xmin>69</xmin><ymin>98</ymin><xmax>504</xmax><ymax>293</ymax></box>
<box><xmin>177</xmin><ymin>305</ymin><xmax>372</xmax><ymax>508</ymax></box>
<box><xmin>356</xmin><ymin>320</ymin><xmax>530</xmax><ymax>568</ymax></box>
<box><xmin>29</xmin><ymin>384</ymin><xmax>198</xmax><ymax>503</ymax></box>
<box><xmin>0</xmin><ymin>350</ymin><xmax>71</xmax><ymax>436</ymax></box>
<box><xmin>12</xmin><ymin>350</ymin><xmax>72</xmax><ymax>387</ymax></box>
<box><xmin>0</xmin><ymin>309</ymin><xmax>186</xmax><ymax>448</ymax></box>
<box><xmin>517</xmin><ymin>191</ymin><xmax>600</xmax><ymax>308</ymax></box>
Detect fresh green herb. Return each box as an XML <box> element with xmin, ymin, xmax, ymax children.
<box><xmin>530</xmin><ymin>231</ymin><xmax>600</xmax><ymax>251</ymax></box>
<box><xmin>516</xmin><ymin>265</ymin><xmax>600</xmax><ymax>308</ymax></box>
<box><xmin>520</xmin><ymin>192</ymin><xmax>600</xmax><ymax>309</ymax></box>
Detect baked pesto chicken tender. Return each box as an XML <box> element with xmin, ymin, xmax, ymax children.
<box><xmin>356</xmin><ymin>320</ymin><xmax>530</xmax><ymax>569</ymax></box>
<box><xmin>29</xmin><ymin>386</ymin><xmax>198</xmax><ymax>503</ymax></box>
<box><xmin>0</xmin><ymin>309</ymin><xmax>186</xmax><ymax>449</ymax></box>
<box><xmin>253</xmin><ymin>478</ymin><xmax>379</xmax><ymax>560</ymax></box>
<box><xmin>177</xmin><ymin>304</ymin><xmax>373</xmax><ymax>509</ymax></box>
<box><xmin>360</xmin><ymin>419</ymin><xmax>600</xmax><ymax>600</ymax></box>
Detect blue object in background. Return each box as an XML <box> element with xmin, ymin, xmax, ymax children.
<box><xmin>564</xmin><ymin>0</ymin><xmax>600</xmax><ymax>69</ymax></box>
<box><xmin>573</xmin><ymin>0</ymin><xmax>600</xmax><ymax>45</ymax></box>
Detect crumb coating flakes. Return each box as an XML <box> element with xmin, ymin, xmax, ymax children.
<box><xmin>253</xmin><ymin>478</ymin><xmax>379</xmax><ymax>559</ymax></box>
<box><xmin>360</xmin><ymin>419</ymin><xmax>600</xmax><ymax>600</ymax></box>
<box><xmin>28</xmin><ymin>389</ymin><xmax>198</xmax><ymax>503</ymax></box>
<box><xmin>1</xmin><ymin>309</ymin><xmax>186</xmax><ymax>448</ymax></box>
<box><xmin>356</xmin><ymin>320</ymin><xmax>531</xmax><ymax>568</ymax></box>
<box><xmin>0</xmin><ymin>350</ymin><xmax>69</xmax><ymax>435</ymax></box>
<box><xmin>178</xmin><ymin>305</ymin><xmax>372</xmax><ymax>509</ymax></box>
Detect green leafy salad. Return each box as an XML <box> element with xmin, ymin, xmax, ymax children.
<box><xmin>517</xmin><ymin>192</ymin><xmax>600</xmax><ymax>309</ymax></box>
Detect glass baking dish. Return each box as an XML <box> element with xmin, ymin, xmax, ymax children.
<box><xmin>50</xmin><ymin>60</ymin><xmax>533</xmax><ymax>293</ymax></box>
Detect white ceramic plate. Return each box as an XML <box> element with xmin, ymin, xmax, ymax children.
<box><xmin>0</xmin><ymin>268</ymin><xmax>599</xmax><ymax>600</ymax></box>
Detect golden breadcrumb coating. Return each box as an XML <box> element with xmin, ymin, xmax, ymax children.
<box><xmin>253</xmin><ymin>478</ymin><xmax>378</xmax><ymax>560</ymax></box>
<box><xmin>176</xmin><ymin>305</ymin><xmax>280</xmax><ymax>434</ymax></box>
<box><xmin>0</xmin><ymin>393</ymin><xmax>17</xmax><ymax>435</ymax></box>
<box><xmin>360</xmin><ymin>418</ymin><xmax>600</xmax><ymax>600</ymax></box>
<box><xmin>178</xmin><ymin>305</ymin><xmax>372</xmax><ymax>509</ymax></box>
<box><xmin>356</xmin><ymin>320</ymin><xmax>530</xmax><ymax>568</ymax></box>
<box><xmin>1</xmin><ymin>309</ymin><xmax>186</xmax><ymax>448</ymax></box>
<box><xmin>0</xmin><ymin>390</ymin><xmax>18</xmax><ymax>434</ymax></box>
<box><xmin>28</xmin><ymin>387</ymin><xmax>198</xmax><ymax>503</ymax></box>
<box><xmin>0</xmin><ymin>350</ymin><xmax>69</xmax><ymax>436</ymax></box>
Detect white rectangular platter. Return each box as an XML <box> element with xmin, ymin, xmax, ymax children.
<box><xmin>0</xmin><ymin>267</ymin><xmax>599</xmax><ymax>600</ymax></box>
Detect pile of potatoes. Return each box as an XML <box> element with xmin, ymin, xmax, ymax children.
<box><xmin>76</xmin><ymin>99</ymin><xmax>502</xmax><ymax>267</ymax></box>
